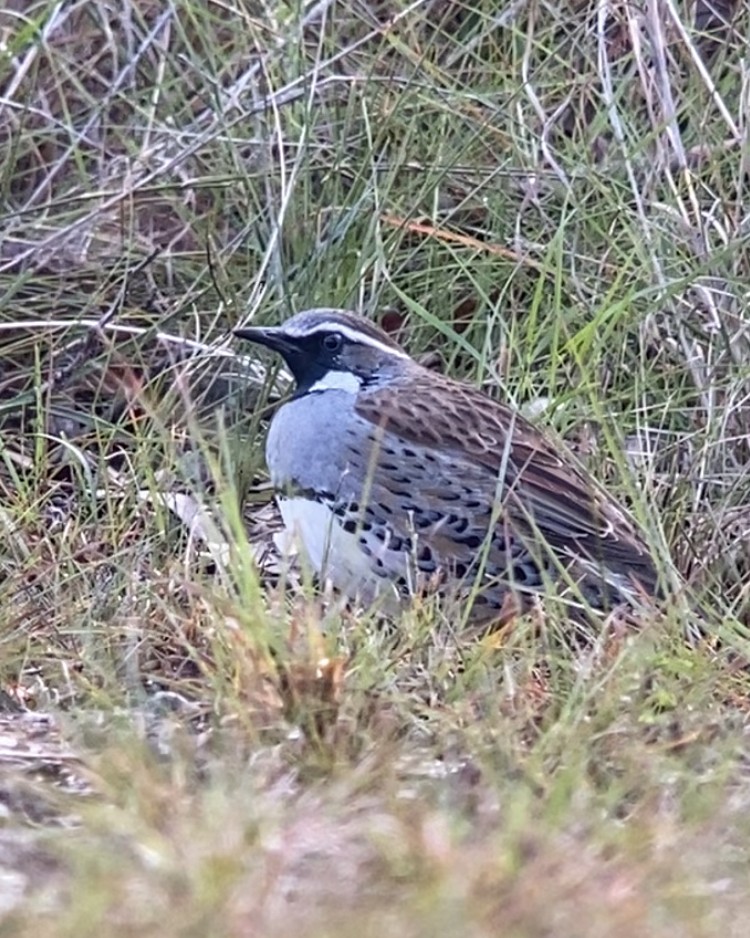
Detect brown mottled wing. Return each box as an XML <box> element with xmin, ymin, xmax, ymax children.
<box><xmin>356</xmin><ymin>369</ymin><xmax>658</xmax><ymax>593</ymax></box>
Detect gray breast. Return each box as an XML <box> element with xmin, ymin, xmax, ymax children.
<box><xmin>266</xmin><ymin>390</ymin><xmax>408</xmax><ymax>611</ymax></box>
<box><xmin>266</xmin><ymin>390</ymin><xmax>364</xmax><ymax>497</ymax></box>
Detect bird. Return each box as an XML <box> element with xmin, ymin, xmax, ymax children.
<box><xmin>235</xmin><ymin>308</ymin><xmax>660</xmax><ymax>628</ymax></box>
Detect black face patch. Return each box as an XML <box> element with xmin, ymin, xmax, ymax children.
<box><xmin>284</xmin><ymin>330</ymin><xmax>346</xmax><ymax>393</ymax></box>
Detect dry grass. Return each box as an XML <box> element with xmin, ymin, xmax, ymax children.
<box><xmin>1</xmin><ymin>0</ymin><xmax>750</xmax><ymax>934</ymax></box>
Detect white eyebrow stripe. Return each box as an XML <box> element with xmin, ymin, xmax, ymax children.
<box><xmin>285</xmin><ymin>321</ymin><xmax>410</xmax><ymax>359</ymax></box>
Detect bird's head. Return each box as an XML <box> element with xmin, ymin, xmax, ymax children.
<box><xmin>234</xmin><ymin>308</ymin><xmax>410</xmax><ymax>395</ymax></box>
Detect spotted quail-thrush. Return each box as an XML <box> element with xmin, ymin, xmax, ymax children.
<box><xmin>235</xmin><ymin>309</ymin><xmax>659</xmax><ymax>625</ymax></box>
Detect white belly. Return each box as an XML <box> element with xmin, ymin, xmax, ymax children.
<box><xmin>277</xmin><ymin>496</ymin><xmax>402</xmax><ymax>613</ymax></box>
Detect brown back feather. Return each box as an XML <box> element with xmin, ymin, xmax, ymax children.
<box><xmin>355</xmin><ymin>366</ymin><xmax>659</xmax><ymax>594</ymax></box>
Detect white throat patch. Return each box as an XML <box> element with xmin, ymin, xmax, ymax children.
<box><xmin>308</xmin><ymin>370</ymin><xmax>362</xmax><ymax>394</ymax></box>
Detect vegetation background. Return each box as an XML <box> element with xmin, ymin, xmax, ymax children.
<box><xmin>1</xmin><ymin>0</ymin><xmax>749</xmax><ymax>933</ymax></box>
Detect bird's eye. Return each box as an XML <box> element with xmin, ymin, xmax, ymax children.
<box><xmin>322</xmin><ymin>333</ymin><xmax>343</xmax><ymax>352</ymax></box>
